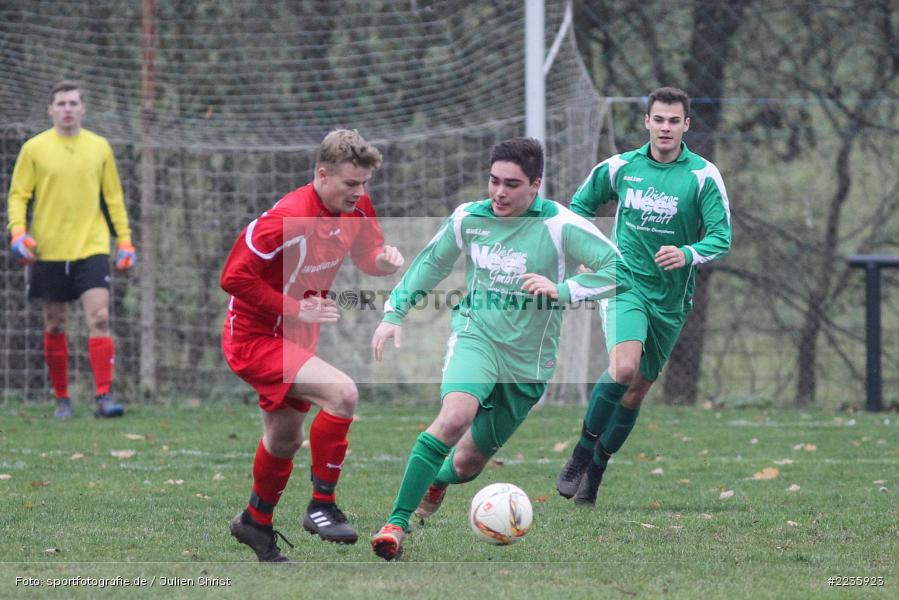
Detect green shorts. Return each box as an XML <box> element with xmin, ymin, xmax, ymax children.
<box><xmin>599</xmin><ymin>289</ymin><xmax>687</xmax><ymax>381</ymax></box>
<box><xmin>440</xmin><ymin>331</ymin><xmax>546</xmax><ymax>457</ymax></box>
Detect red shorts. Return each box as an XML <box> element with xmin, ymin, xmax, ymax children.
<box><xmin>221</xmin><ymin>321</ymin><xmax>314</xmax><ymax>413</ymax></box>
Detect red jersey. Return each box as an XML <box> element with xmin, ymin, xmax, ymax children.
<box><xmin>221</xmin><ymin>183</ymin><xmax>387</xmax><ymax>346</ymax></box>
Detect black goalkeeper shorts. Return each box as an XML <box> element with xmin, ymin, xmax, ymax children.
<box><xmin>27</xmin><ymin>254</ymin><xmax>110</xmax><ymax>303</ymax></box>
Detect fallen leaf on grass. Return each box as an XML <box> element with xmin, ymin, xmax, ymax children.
<box><xmin>669</xmin><ymin>525</ymin><xmax>684</xmax><ymax>530</ymax></box>
<box><xmin>0</xmin><ymin>474</ymin><xmax>11</xmax><ymax>480</ymax></box>
<box><xmin>873</xmin><ymin>480</ymin><xmax>886</xmax><ymax>485</ymax></box>
<box><xmin>719</xmin><ymin>490</ymin><xmax>735</xmax><ymax>500</ymax></box>
<box><xmin>699</xmin><ymin>449</ymin><xmax>709</xmax><ymax>456</ymax></box>
<box><xmin>533</xmin><ymin>495</ymin><xmax>549</xmax><ymax>503</ymax></box>
<box><xmin>647</xmin><ymin>422</ymin><xmax>661</xmax><ymax>432</ymax></box>
<box><xmin>677</xmin><ymin>479</ymin><xmax>691</xmax><ymax>485</ymax></box>
<box><xmin>498</xmin><ymin>569</ymin><xmax>511</xmax><ymax>576</ymax></box>
<box><xmin>70</xmin><ymin>453</ymin><xmax>84</xmax><ymax>460</ymax></box>
<box><xmin>124</xmin><ymin>433</ymin><xmax>149</xmax><ymax>441</ymax></box>
<box><xmin>23</xmin><ymin>501</ymin><xmax>33</xmax><ymax>510</ymax></box>
<box><xmin>786</xmin><ymin>520</ymin><xmax>799</xmax><ymax>527</ymax></box>
<box><xmin>651</xmin><ymin>467</ymin><xmax>665</xmax><ymax>476</ymax></box>
<box><xmin>165</xmin><ymin>479</ymin><xmax>185</xmax><ymax>485</ymax></box>
<box><xmin>301</xmin><ymin>440</ymin><xmax>310</xmax><ymax>449</ymax></box>
<box><xmin>640</xmin><ymin>523</ymin><xmax>656</xmax><ymax>529</ymax></box>
<box><xmin>88</xmin><ymin>481</ymin><xmax>97</xmax><ymax>488</ymax></box>
<box><xmin>792</xmin><ymin>443</ymin><xmax>817</xmax><ymax>452</ymax></box>
<box><xmin>751</xmin><ymin>467</ymin><xmax>780</xmax><ymax>480</ymax></box>
<box><xmin>850</xmin><ymin>441</ymin><xmax>862</xmax><ymax>448</ymax></box>
<box><xmin>750</xmin><ymin>438</ymin><xmax>758</xmax><ymax>444</ymax></box>
<box><xmin>212</xmin><ymin>473</ymin><xmax>225</xmax><ymax>481</ymax></box>
<box><xmin>45</xmin><ymin>548</ymin><xmax>61</xmax><ymax>554</ymax></box>
<box><xmin>514</xmin><ymin>452</ymin><xmax>525</xmax><ymax>460</ymax></box>
<box><xmin>30</xmin><ymin>481</ymin><xmax>49</xmax><ymax>487</ymax></box>
<box><xmin>701</xmin><ymin>513</ymin><xmax>713</xmax><ymax>520</ymax></box>
<box><xmin>680</xmin><ymin>436</ymin><xmax>692</xmax><ymax>442</ymax></box>
<box><xmin>643</xmin><ymin>501</ymin><xmax>662</xmax><ymax>510</ymax></box>
<box><xmin>787</xmin><ymin>484</ymin><xmax>801</xmax><ymax>492</ymax></box>
<box><xmin>489</xmin><ymin>458</ymin><xmax>505</xmax><ymax>468</ymax></box>
<box><xmin>773</xmin><ymin>459</ymin><xmax>794</xmax><ymax>465</ymax></box>
<box><xmin>195</xmin><ymin>493</ymin><xmax>210</xmax><ymax>500</ymax></box>
<box><xmin>110</xmin><ymin>450</ymin><xmax>136</xmax><ymax>459</ymax></box>
<box><xmin>552</xmin><ymin>441</ymin><xmax>570</xmax><ymax>453</ymax></box>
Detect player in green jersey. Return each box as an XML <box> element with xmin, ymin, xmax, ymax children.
<box><xmin>556</xmin><ymin>87</ymin><xmax>732</xmax><ymax>506</ymax></box>
<box><xmin>369</xmin><ymin>137</ymin><xmax>632</xmax><ymax>560</ymax></box>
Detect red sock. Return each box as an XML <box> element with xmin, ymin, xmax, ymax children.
<box><xmin>247</xmin><ymin>439</ymin><xmax>294</xmax><ymax>525</ymax></box>
<box><xmin>88</xmin><ymin>337</ymin><xmax>114</xmax><ymax>395</ymax></box>
<box><xmin>43</xmin><ymin>331</ymin><xmax>68</xmax><ymax>399</ymax></box>
<box><xmin>309</xmin><ymin>410</ymin><xmax>352</xmax><ymax>503</ymax></box>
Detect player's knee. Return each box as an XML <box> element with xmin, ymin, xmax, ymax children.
<box><xmin>45</xmin><ymin>322</ymin><xmax>66</xmax><ymax>335</ymax></box>
<box><xmin>453</xmin><ymin>450</ymin><xmax>486</xmax><ymax>480</ymax></box>
<box><xmin>331</xmin><ymin>381</ymin><xmax>358</xmax><ymax>418</ymax></box>
<box><xmin>609</xmin><ymin>361</ymin><xmax>638</xmax><ymax>385</ymax></box>
<box><xmin>267</xmin><ymin>432</ymin><xmax>303</xmax><ymax>457</ymax></box>
<box><xmin>431</xmin><ymin>413</ymin><xmax>470</xmax><ymax>443</ymax></box>
<box><xmin>88</xmin><ymin>309</ymin><xmax>110</xmax><ymax>334</ymax></box>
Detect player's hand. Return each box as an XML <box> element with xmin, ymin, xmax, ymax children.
<box><xmin>375</xmin><ymin>245</ymin><xmax>405</xmax><ymax>274</ymax></box>
<box><xmin>298</xmin><ymin>296</ymin><xmax>341</xmax><ymax>324</ymax></box>
<box><xmin>115</xmin><ymin>241</ymin><xmax>137</xmax><ymax>271</ymax></box>
<box><xmin>520</xmin><ymin>273</ymin><xmax>559</xmax><ymax>299</ymax></box>
<box><xmin>10</xmin><ymin>229</ymin><xmax>37</xmax><ymax>266</ymax></box>
<box><xmin>655</xmin><ymin>245</ymin><xmax>687</xmax><ymax>271</ymax></box>
<box><xmin>371</xmin><ymin>321</ymin><xmax>402</xmax><ymax>362</ymax></box>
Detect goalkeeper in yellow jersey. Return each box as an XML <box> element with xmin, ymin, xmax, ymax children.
<box><xmin>6</xmin><ymin>81</ymin><xmax>136</xmax><ymax>419</ymax></box>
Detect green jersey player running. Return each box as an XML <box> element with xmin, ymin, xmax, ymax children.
<box><xmin>370</xmin><ymin>137</ymin><xmax>632</xmax><ymax>560</ymax></box>
<box><xmin>556</xmin><ymin>86</ymin><xmax>732</xmax><ymax>506</ymax></box>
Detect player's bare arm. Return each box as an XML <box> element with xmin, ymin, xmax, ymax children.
<box><xmin>371</xmin><ymin>321</ymin><xmax>402</xmax><ymax>362</ymax></box>
<box><xmin>520</xmin><ymin>273</ymin><xmax>559</xmax><ymax>299</ymax></box>
<box><xmin>655</xmin><ymin>245</ymin><xmax>687</xmax><ymax>271</ymax></box>
<box><xmin>375</xmin><ymin>245</ymin><xmax>405</xmax><ymax>274</ymax></box>
<box><xmin>298</xmin><ymin>296</ymin><xmax>340</xmax><ymax>324</ymax></box>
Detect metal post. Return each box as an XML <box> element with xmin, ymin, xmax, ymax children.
<box><xmin>525</xmin><ymin>0</ymin><xmax>545</xmax><ymax>147</ymax></box>
<box><xmin>848</xmin><ymin>255</ymin><xmax>899</xmax><ymax>412</ymax></box>
<box><xmin>864</xmin><ymin>262</ymin><xmax>881</xmax><ymax>412</ymax></box>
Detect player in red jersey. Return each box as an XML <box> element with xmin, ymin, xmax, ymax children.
<box><xmin>221</xmin><ymin>129</ymin><xmax>404</xmax><ymax>562</ymax></box>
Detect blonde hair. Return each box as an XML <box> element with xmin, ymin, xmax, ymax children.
<box><xmin>316</xmin><ymin>129</ymin><xmax>383</xmax><ymax>170</ymax></box>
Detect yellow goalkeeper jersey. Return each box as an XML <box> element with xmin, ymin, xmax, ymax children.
<box><xmin>7</xmin><ymin>128</ymin><xmax>132</xmax><ymax>261</ymax></box>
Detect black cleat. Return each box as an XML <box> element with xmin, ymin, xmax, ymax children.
<box><xmin>556</xmin><ymin>443</ymin><xmax>593</xmax><ymax>498</ymax></box>
<box><xmin>303</xmin><ymin>501</ymin><xmax>358</xmax><ymax>544</ymax></box>
<box><xmin>573</xmin><ymin>461</ymin><xmax>606</xmax><ymax>507</ymax></box>
<box><xmin>229</xmin><ymin>511</ymin><xmax>294</xmax><ymax>562</ymax></box>
<box><xmin>94</xmin><ymin>393</ymin><xmax>124</xmax><ymax>418</ymax></box>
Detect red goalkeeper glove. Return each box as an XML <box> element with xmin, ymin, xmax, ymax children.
<box><xmin>115</xmin><ymin>241</ymin><xmax>136</xmax><ymax>271</ymax></box>
<box><xmin>10</xmin><ymin>228</ymin><xmax>37</xmax><ymax>265</ymax></box>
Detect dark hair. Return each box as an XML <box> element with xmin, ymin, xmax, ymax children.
<box><xmin>49</xmin><ymin>80</ymin><xmax>82</xmax><ymax>105</ymax></box>
<box><xmin>490</xmin><ymin>137</ymin><xmax>544</xmax><ymax>183</ymax></box>
<box><xmin>647</xmin><ymin>87</ymin><xmax>690</xmax><ymax>118</ymax></box>
<box><xmin>316</xmin><ymin>129</ymin><xmax>383</xmax><ymax>170</ymax></box>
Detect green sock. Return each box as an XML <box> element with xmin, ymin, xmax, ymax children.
<box><xmin>433</xmin><ymin>448</ymin><xmax>481</xmax><ymax>487</ymax></box>
<box><xmin>387</xmin><ymin>432</ymin><xmax>451</xmax><ymax>530</ymax></box>
<box><xmin>579</xmin><ymin>370</ymin><xmax>628</xmax><ymax>451</ymax></box>
<box><xmin>595</xmin><ymin>403</ymin><xmax>640</xmax><ymax>467</ymax></box>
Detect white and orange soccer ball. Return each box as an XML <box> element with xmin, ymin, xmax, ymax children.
<box><xmin>469</xmin><ymin>482</ymin><xmax>533</xmax><ymax>545</ymax></box>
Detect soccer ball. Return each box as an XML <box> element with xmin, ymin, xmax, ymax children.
<box><xmin>469</xmin><ymin>482</ymin><xmax>533</xmax><ymax>545</ymax></box>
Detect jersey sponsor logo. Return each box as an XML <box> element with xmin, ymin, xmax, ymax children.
<box><xmin>328</xmin><ymin>228</ymin><xmax>341</xmax><ymax>237</ymax></box>
<box><xmin>465</xmin><ymin>228</ymin><xmax>491</xmax><ymax>236</ymax></box>
<box><xmin>623</xmin><ymin>187</ymin><xmax>679</xmax><ymax>226</ymax></box>
<box><xmin>623</xmin><ymin>175</ymin><xmax>643</xmax><ymax>182</ymax></box>
<box><xmin>301</xmin><ymin>257</ymin><xmax>342</xmax><ymax>273</ymax></box>
<box><xmin>471</xmin><ymin>242</ymin><xmax>527</xmax><ymax>286</ymax></box>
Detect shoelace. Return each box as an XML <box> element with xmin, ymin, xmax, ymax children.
<box><xmin>329</xmin><ymin>506</ymin><xmax>348</xmax><ymax>524</ymax></box>
<box><xmin>270</xmin><ymin>528</ymin><xmax>295</xmax><ymax>550</ymax></box>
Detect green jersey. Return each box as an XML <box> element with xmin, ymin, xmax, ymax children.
<box><xmin>571</xmin><ymin>142</ymin><xmax>731</xmax><ymax>313</ymax></box>
<box><xmin>383</xmin><ymin>196</ymin><xmax>632</xmax><ymax>381</ymax></box>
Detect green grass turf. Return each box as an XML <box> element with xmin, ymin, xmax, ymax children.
<box><xmin>0</xmin><ymin>401</ymin><xmax>896</xmax><ymax>599</ymax></box>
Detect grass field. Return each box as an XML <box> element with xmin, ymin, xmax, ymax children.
<box><xmin>0</xmin><ymin>400</ymin><xmax>896</xmax><ymax>599</ymax></box>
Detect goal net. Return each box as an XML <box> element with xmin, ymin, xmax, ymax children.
<box><xmin>0</xmin><ymin>1</ymin><xmax>604</xmax><ymax>403</ymax></box>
